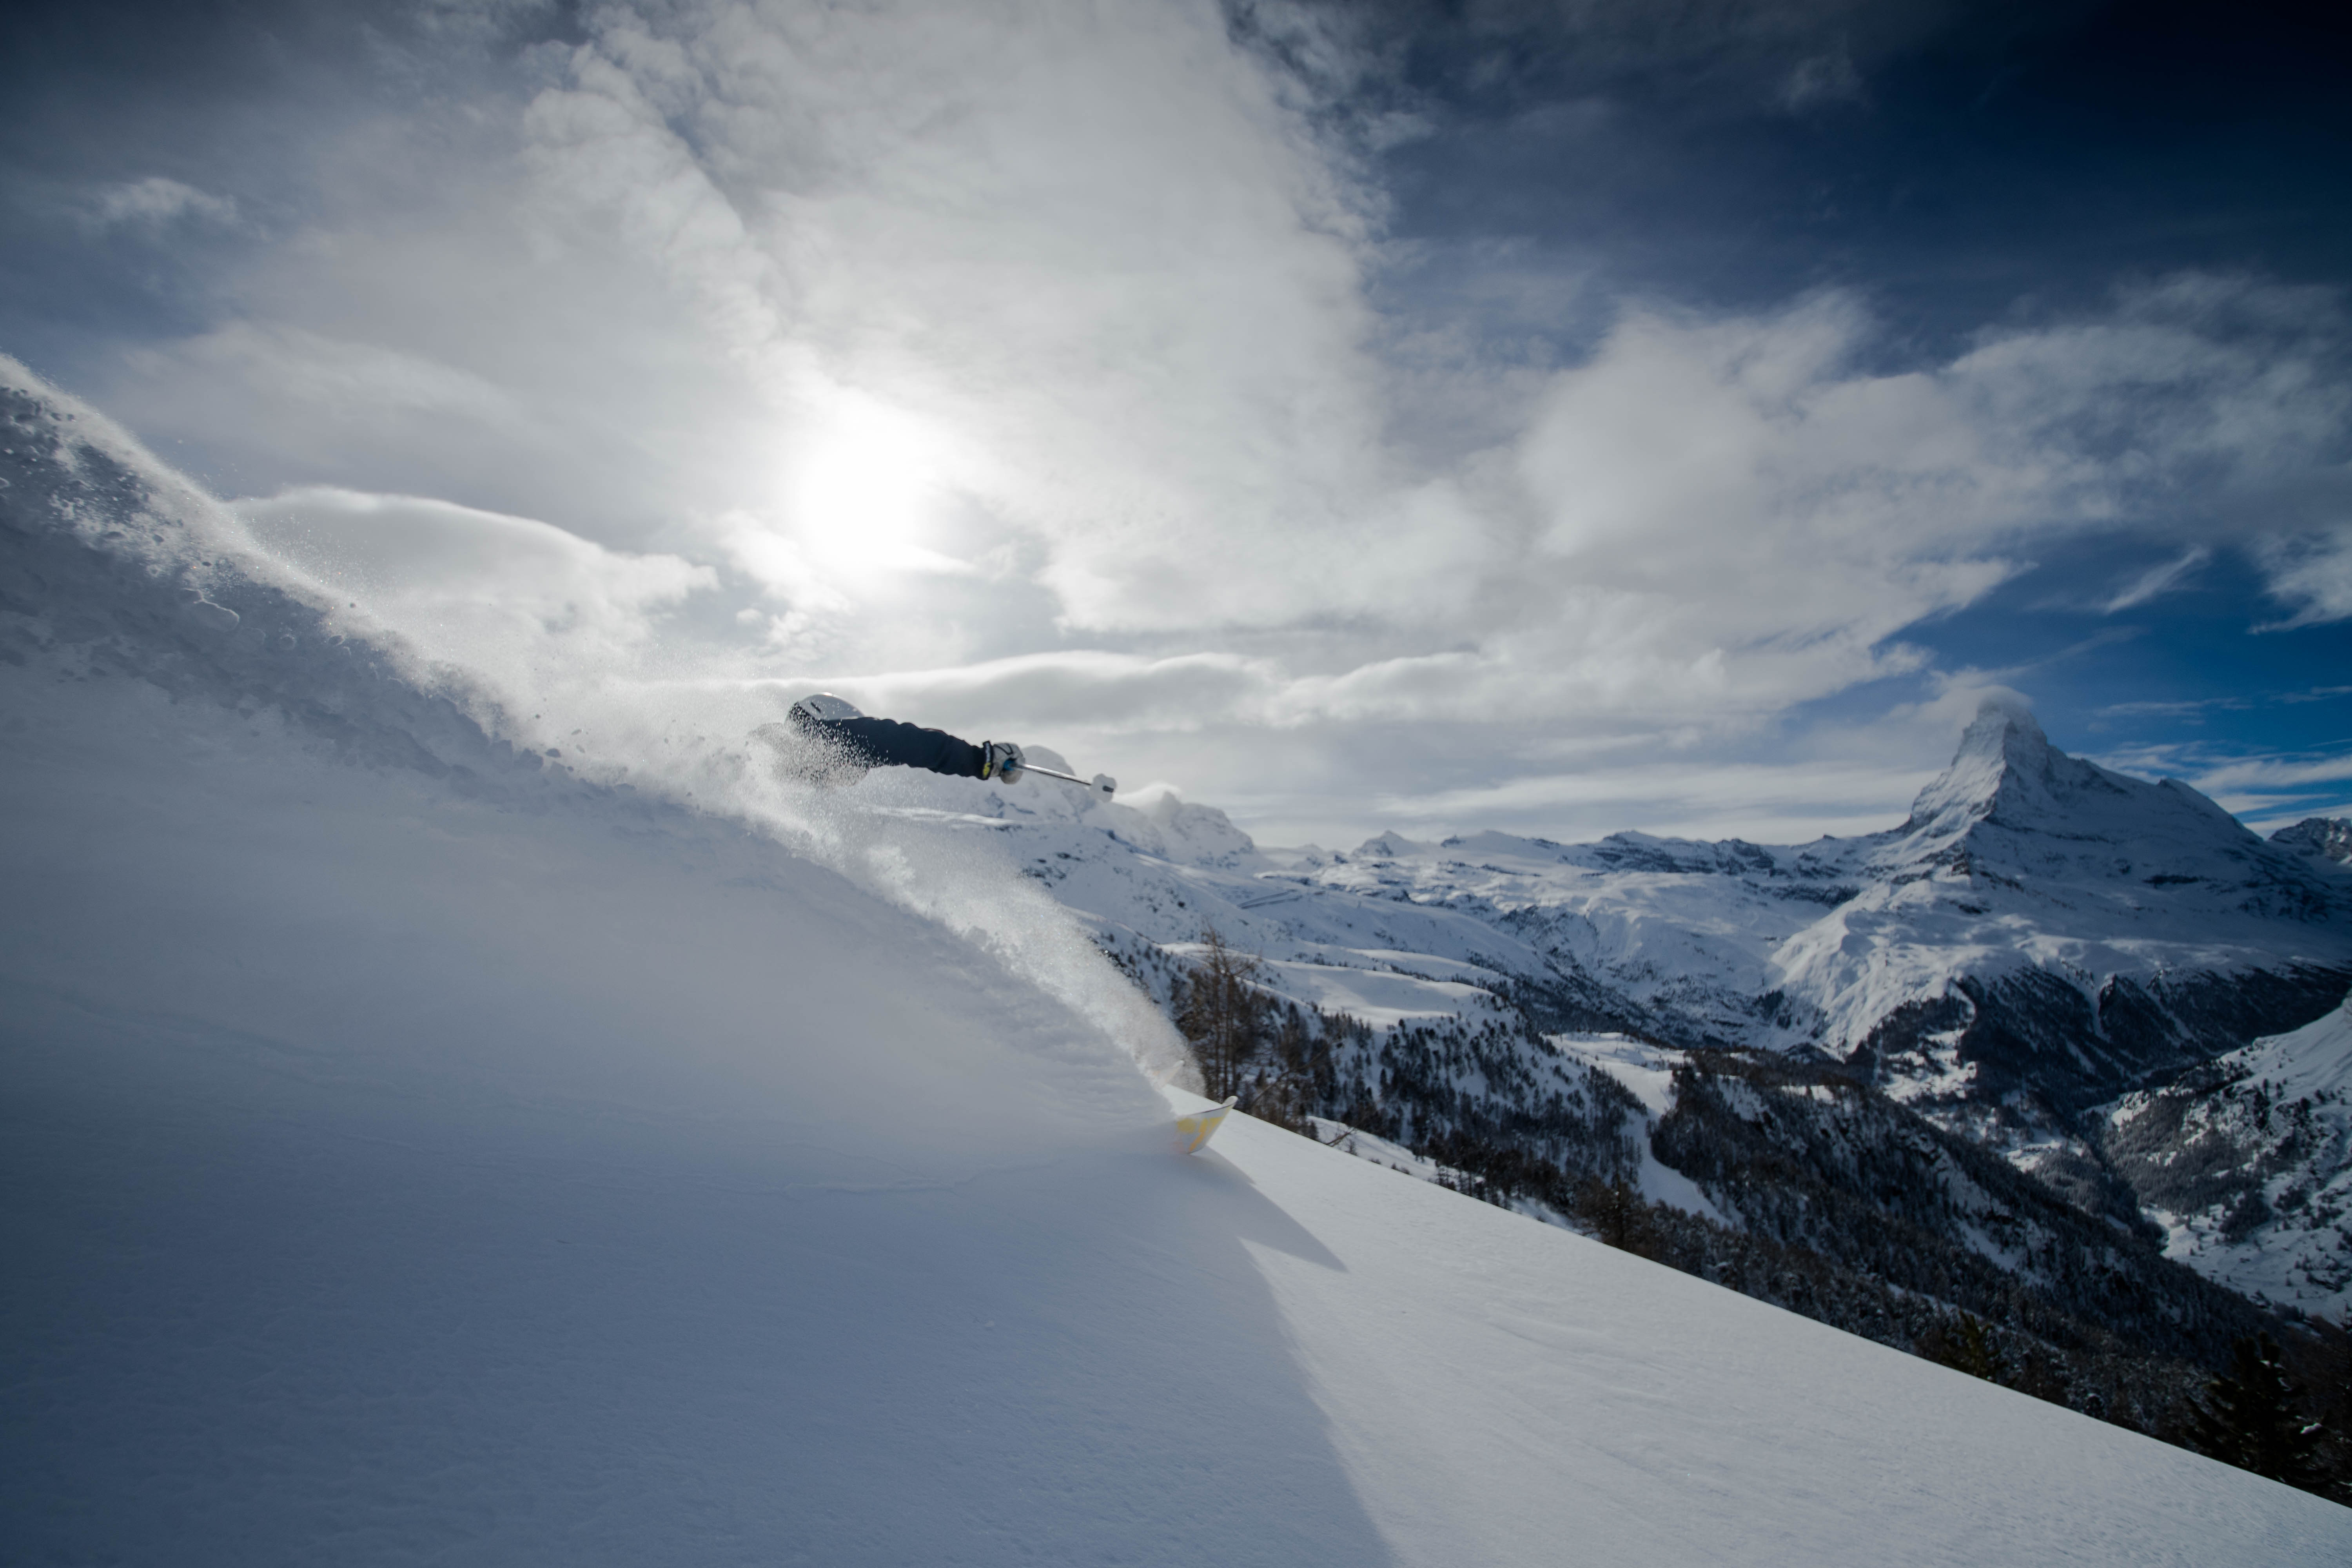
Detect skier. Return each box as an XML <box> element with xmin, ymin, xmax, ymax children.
<box><xmin>760</xmin><ymin>692</ymin><xmax>1027</xmax><ymax>784</ymax></box>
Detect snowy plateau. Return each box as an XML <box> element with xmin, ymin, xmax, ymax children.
<box><xmin>3</xmin><ymin>353</ymin><xmax>2349</xmax><ymax>1564</ymax></box>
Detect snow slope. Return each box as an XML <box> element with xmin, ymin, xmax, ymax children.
<box><xmin>5</xmin><ymin>357</ymin><xmax>2348</xmax><ymax>1562</ymax></box>
<box><xmin>1189</xmin><ymin>1097</ymin><xmax>2346</xmax><ymax>1565</ymax></box>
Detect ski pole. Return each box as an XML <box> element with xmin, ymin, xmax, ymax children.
<box><xmin>1022</xmin><ymin>763</ymin><xmax>1117</xmax><ymax>797</ymax></box>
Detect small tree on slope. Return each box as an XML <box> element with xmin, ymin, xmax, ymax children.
<box><xmin>1177</xmin><ymin>923</ymin><xmax>1265</xmax><ymax>1101</ymax></box>
<box><xmin>1247</xmin><ymin>1004</ymin><xmax>1331</xmax><ymax>1134</ymax></box>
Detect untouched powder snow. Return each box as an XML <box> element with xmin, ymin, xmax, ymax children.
<box><xmin>5</xmin><ymin>358</ymin><xmax>2349</xmax><ymax>1562</ymax></box>
<box><xmin>1182</xmin><ymin>1096</ymin><xmax>2345</xmax><ymax>1565</ymax></box>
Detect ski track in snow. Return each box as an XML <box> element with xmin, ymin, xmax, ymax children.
<box><xmin>4</xmin><ymin>357</ymin><xmax>2349</xmax><ymax>1563</ymax></box>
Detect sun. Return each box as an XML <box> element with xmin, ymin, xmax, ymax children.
<box><xmin>784</xmin><ymin>392</ymin><xmax>974</xmax><ymax>580</ymax></box>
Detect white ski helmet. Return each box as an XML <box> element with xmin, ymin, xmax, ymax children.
<box><xmin>788</xmin><ymin>692</ymin><xmax>864</xmax><ymax>726</ymax></box>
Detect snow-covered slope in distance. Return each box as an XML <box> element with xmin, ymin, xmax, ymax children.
<box><xmin>2103</xmin><ymin>995</ymin><xmax>2352</xmax><ymax>1317</ymax></box>
<box><xmin>2277</xmin><ymin>817</ymin><xmax>2352</xmax><ymax>872</ymax></box>
<box><xmin>884</xmin><ymin>704</ymin><xmax>2352</xmax><ymax>1135</ymax></box>
<box><xmin>8</xmin><ymin>361</ymin><xmax>2345</xmax><ymax>1563</ymax></box>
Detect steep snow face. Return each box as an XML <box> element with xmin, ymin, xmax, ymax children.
<box><xmin>2102</xmin><ymin>996</ymin><xmax>2352</xmax><ymax>1316</ymax></box>
<box><xmin>1189</xmin><ymin>1101</ymin><xmax>2350</xmax><ymax>1567</ymax></box>
<box><xmin>0</xmin><ymin>361</ymin><xmax>1422</xmax><ymax>1563</ymax></box>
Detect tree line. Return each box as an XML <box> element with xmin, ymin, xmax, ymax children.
<box><xmin>1161</xmin><ymin>920</ymin><xmax>2352</xmax><ymax>1506</ymax></box>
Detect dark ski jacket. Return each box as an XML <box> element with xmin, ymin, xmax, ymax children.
<box><xmin>794</xmin><ymin>713</ymin><xmax>988</xmax><ymax>780</ymax></box>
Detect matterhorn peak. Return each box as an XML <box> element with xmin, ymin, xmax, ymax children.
<box><xmin>1902</xmin><ymin>697</ymin><xmax>2063</xmax><ymax>835</ymax></box>
<box><xmin>1953</xmin><ymin>695</ymin><xmax>2049</xmax><ymax>764</ymax></box>
<box><xmin>1886</xmin><ymin>697</ymin><xmax>2269</xmax><ymax>875</ymax></box>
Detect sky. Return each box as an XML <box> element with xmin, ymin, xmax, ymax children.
<box><xmin>4</xmin><ymin>0</ymin><xmax>2349</xmax><ymax>847</ymax></box>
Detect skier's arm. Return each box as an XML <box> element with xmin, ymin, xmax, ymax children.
<box><xmin>806</xmin><ymin>715</ymin><xmax>989</xmax><ymax>779</ymax></box>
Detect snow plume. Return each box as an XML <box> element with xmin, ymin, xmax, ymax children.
<box><xmin>2</xmin><ymin>354</ymin><xmax>1186</xmax><ymax>1116</ymax></box>
<box><xmin>215</xmin><ymin>502</ymin><xmax>1195</xmax><ymax>1085</ymax></box>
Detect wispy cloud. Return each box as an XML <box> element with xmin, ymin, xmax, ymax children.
<box><xmin>233</xmin><ymin>486</ymin><xmax>717</xmax><ymax>676</ymax></box>
<box><xmin>2093</xmin><ymin>696</ymin><xmax>2247</xmax><ymax>721</ymax></box>
<box><xmin>2102</xmin><ymin>546</ymin><xmax>2210</xmax><ymax>612</ymax></box>
<box><xmin>84</xmin><ymin>176</ymin><xmax>240</xmax><ymax>232</ymax></box>
<box><xmin>2090</xmin><ymin>737</ymin><xmax>2352</xmax><ymax>833</ymax></box>
<box><xmin>2256</xmin><ymin>524</ymin><xmax>2352</xmax><ymax>628</ymax></box>
<box><xmin>1779</xmin><ymin>47</ymin><xmax>1864</xmax><ymax>111</ymax></box>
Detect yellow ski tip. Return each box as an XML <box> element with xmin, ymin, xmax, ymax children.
<box><xmin>1173</xmin><ymin>1096</ymin><xmax>1239</xmax><ymax>1155</ymax></box>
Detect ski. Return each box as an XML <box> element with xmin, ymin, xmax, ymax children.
<box><xmin>1174</xmin><ymin>1096</ymin><xmax>1238</xmax><ymax>1155</ymax></box>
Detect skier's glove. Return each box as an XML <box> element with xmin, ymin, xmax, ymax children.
<box><xmin>979</xmin><ymin>740</ymin><xmax>1026</xmax><ymax>784</ymax></box>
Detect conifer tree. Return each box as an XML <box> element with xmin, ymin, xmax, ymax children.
<box><xmin>1575</xmin><ymin>1177</ymin><xmax>1654</xmax><ymax>1258</ymax></box>
<box><xmin>2189</xmin><ymin>1333</ymin><xmax>2328</xmax><ymax>1493</ymax></box>
<box><xmin>1176</xmin><ymin>923</ymin><xmax>1265</xmax><ymax>1101</ymax></box>
<box><xmin>2283</xmin><ymin>1316</ymin><xmax>2352</xmax><ymax>1503</ymax></box>
<box><xmin>1918</xmin><ymin>1314</ymin><xmax>2006</xmax><ymax>1386</ymax></box>
<box><xmin>1249</xmin><ymin>1004</ymin><xmax>1330</xmax><ymax>1132</ymax></box>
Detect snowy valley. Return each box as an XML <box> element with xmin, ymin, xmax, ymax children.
<box><xmin>5</xmin><ymin>355</ymin><xmax>2350</xmax><ymax>1561</ymax></box>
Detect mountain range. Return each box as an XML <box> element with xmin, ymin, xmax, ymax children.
<box><xmin>874</xmin><ymin>702</ymin><xmax>2352</xmax><ymax>1337</ymax></box>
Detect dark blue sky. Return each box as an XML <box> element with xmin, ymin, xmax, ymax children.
<box><xmin>1364</xmin><ymin>0</ymin><xmax>2350</xmax><ymax>345</ymax></box>
<box><xmin>1308</xmin><ymin>0</ymin><xmax>2352</xmax><ymax>821</ymax></box>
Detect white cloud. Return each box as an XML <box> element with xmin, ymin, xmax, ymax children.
<box><xmin>2102</xmin><ymin>547</ymin><xmax>2211</xmax><ymax>612</ymax></box>
<box><xmin>519</xmin><ymin>0</ymin><xmax>1444</xmax><ymax>638</ymax></box>
<box><xmin>137</xmin><ymin>322</ymin><xmax>524</xmax><ymax>423</ymax></box>
<box><xmin>2177</xmin><ymin>750</ymin><xmax>2352</xmax><ymax>797</ymax></box>
<box><xmin>2086</xmin><ymin>737</ymin><xmax>2352</xmax><ymax>837</ymax></box>
<box><xmin>45</xmin><ymin>2</ymin><xmax>2352</xmax><ymax>847</ymax></box>
<box><xmin>86</xmin><ymin>176</ymin><xmax>240</xmax><ymax>231</ymax></box>
<box><xmin>2256</xmin><ymin>525</ymin><xmax>2352</xmax><ymax>628</ymax></box>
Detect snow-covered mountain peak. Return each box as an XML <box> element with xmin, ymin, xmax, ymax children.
<box><xmin>1903</xmin><ymin>699</ymin><xmax>2120</xmax><ymax>838</ymax></box>
<box><xmin>1874</xmin><ymin>700</ymin><xmax>2290</xmax><ymax>903</ymax></box>
<box><xmin>1352</xmin><ymin>830</ymin><xmax>1429</xmax><ymax>859</ymax></box>
<box><xmin>1117</xmin><ymin>785</ymin><xmax>1258</xmax><ymax>869</ymax></box>
<box><xmin>2276</xmin><ymin>816</ymin><xmax>2352</xmax><ymax>871</ymax></box>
